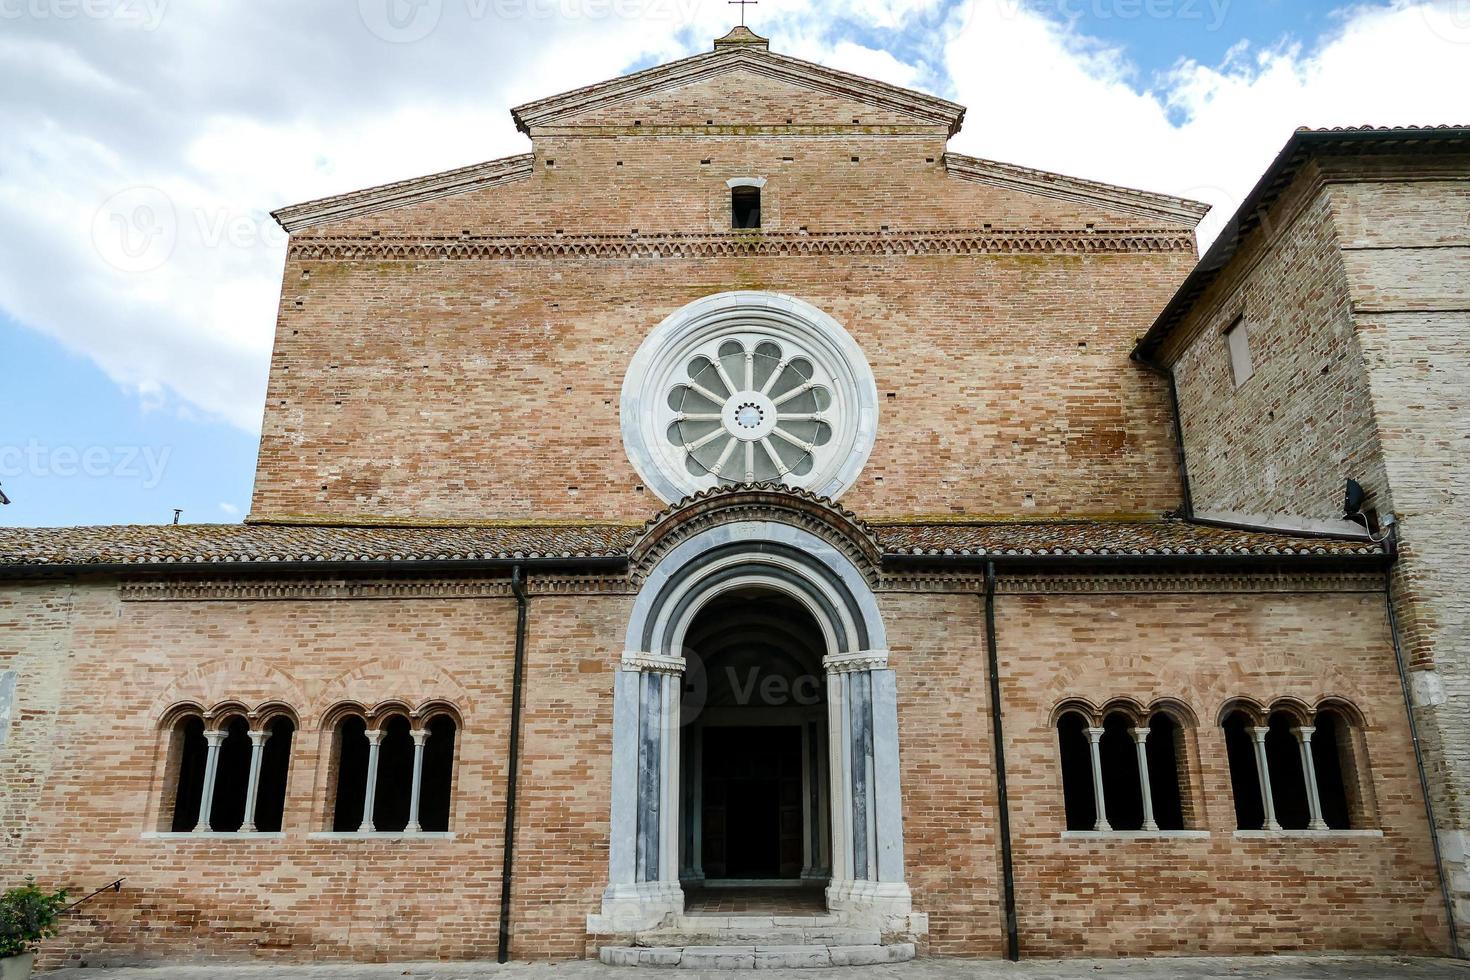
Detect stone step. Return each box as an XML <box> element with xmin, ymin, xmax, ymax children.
<box><xmin>634</xmin><ymin>926</ymin><xmax>882</xmax><ymax>947</ymax></box>
<box><xmin>600</xmin><ymin>942</ymin><xmax>916</xmax><ymax>969</ymax></box>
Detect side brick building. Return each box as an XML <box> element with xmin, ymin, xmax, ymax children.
<box><xmin>1137</xmin><ymin>124</ymin><xmax>1470</xmax><ymax>949</ymax></box>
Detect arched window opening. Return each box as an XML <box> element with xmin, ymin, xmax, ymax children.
<box><xmin>1313</xmin><ymin>710</ymin><xmax>1356</xmax><ymax>830</ymax></box>
<box><xmin>1099</xmin><ymin>712</ymin><xmax>1144</xmax><ymax>831</ymax></box>
<box><xmin>1223</xmin><ymin>710</ymin><xmax>1265</xmax><ymax>830</ymax></box>
<box><xmin>418</xmin><ymin>714</ymin><xmax>458</xmax><ymax>833</ymax></box>
<box><xmin>732</xmin><ymin>186</ymin><xmax>760</xmax><ymax>229</ymax></box>
<box><xmin>1056</xmin><ymin>711</ymin><xmax>1096</xmax><ymax>831</ymax></box>
<box><xmin>207</xmin><ymin>716</ymin><xmax>253</xmax><ymax>832</ymax></box>
<box><xmin>372</xmin><ymin>715</ymin><xmax>416</xmax><ymax>833</ymax></box>
<box><xmin>167</xmin><ymin>715</ymin><xmax>208</xmax><ymax>832</ymax></box>
<box><xmin>252</xmin><ymin>715</ymin><xmax>295</xmax><ymax>833</ymax></box>
<box><xmin>331</xmin><ymin>714</ymin><xmax>370</xmax><ymax>832</ymax></box>
<box><xmin>1145</xmin><ymin>711</ymin><xmax>1187</xmax><ymax>831</ymax></box>
<box><xmin>1266</xmin><ymin>711</ymin><xmax>1311</xmax><ymax>830</ymax></box>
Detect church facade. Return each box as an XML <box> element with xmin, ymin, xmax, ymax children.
<box><xmin>2</xmin><ymin>28</ymin><xmax>1467</xmax><ymax>967</ymax></box>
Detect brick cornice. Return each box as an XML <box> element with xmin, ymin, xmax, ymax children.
<box><xmin>944</xmin><ymin>153</ymin><xmax>1210</xmax><ymax>226</ymax></box>
<box><xmin>287</xmin><ymin>227</ymin><xmax>1196</xmax><ymax>261</ymax></box>
<box><xmin>510</xmin><ymin>46</ymin><xmax>965</xmax><ymax>136</ymax></box>
<box><xmin>272</xmin><ymin>154</ymin><xmax>534</xmax><ymax>233</ymax></box>
<box><xmin>879</xmin><ymin>570</ymin><xmax>1386</xmax><ymax>595</ymax></box>
<box><xmin>118</xmin><ymin>574</ymin><xmax>635</xmax><ymax>603</ymax></box>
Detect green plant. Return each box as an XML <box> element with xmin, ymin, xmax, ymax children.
<box><xmin>0</xmin><ymin>878</ymin><xmax>68</xmax><ymax>958</ymax></box>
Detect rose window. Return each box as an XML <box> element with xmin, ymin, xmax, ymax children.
<box><xmin>622</xmin><ymin>292</ymin><xmax>877</xmax><ymax>504</ymax></box>
<box><xmin>666</xmin><ymin>339</ymin><xmax>835</xmax><ymax>484</ymax></box>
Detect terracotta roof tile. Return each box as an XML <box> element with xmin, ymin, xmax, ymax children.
<box><xmin>0</xmin><ymin>523</ymin><xmax>637</xmax><ymax>567</ymax></box>
<box><xmin>875</xmin><ymin>520</ymin><xmax>1382</xmax><ymax>558</ymax></box>
<box><xmin>0</xmin><ymin>518</ymin><xmax>1381</xmax><ymax>570</ymax></box>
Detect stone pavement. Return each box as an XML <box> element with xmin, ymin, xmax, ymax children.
<box><xmin>38</xmin><ymin>956</ymin><xmax>1470</xmax><ymax>980</ymax></box>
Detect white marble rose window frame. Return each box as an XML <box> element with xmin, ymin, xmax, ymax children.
<box><xmin>621</xmin><ymin>291</ymin><xmax>878</xmax><ymax>504</ymax></box>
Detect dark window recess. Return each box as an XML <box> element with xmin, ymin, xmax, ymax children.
<box><xmin>208</xmin><ymin>716</ymin><xmax>253</xmax><ymax>832</ymax></box>
<box><xmin>1146</xmin><ymin>712</ymin><xmax>1186</xmax><ymax>830</ymax></box>
<box><xmin>1313</xmin><ymin>711</ymin><xmax>1354</xmax><ymax>830</ymax></box>
<box><xmin>1057</xmin><ymin>712</ymin><xmax>1095</xmax><ymax>831</ymax></box>
<box><xmin>253</xmin><ymin>716</ymin><xmax>295</xmax><ymax>832</ymax></box>
<box><xmin>1266</xmin><ymin>712</ymin><xmax>1311</xmax><ymax>829</ymax></box>
<box><xmin>1100</xmin><ymin>712</ymin><xmax>1144</xmax><ymax>831</ymax></box>
<box><xmin>1223</xmin><ymin>711</ymin><xmax>1265</xmax><ymax>829</ymax></box>
<box><xmin>169</xmin><ymin>716</ymin><xmax>209</xmax><ymax>832</ymax></box>
<box><xmin>372</xmin><ymin>714</ymin><xmax>416</xmax><ymax>832</ymax></box>
<box><xmin>419</xmin><ymin>715</ymin><xmax>458</xmax><ymax>832</ymax></box>
<box><xmin>331</xmin><ymin>715</ymin><xmax>369</xmax><ymax>831</ymax></box>
<box><xmin>732</xmin><ymin>186</ymin><xmax>761</xmax><ymax>229</ymax></box>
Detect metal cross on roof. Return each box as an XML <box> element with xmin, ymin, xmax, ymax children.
<box><xmin>729</xmin><ymin>0</ymin><xmax>757</xmax><ymax>27</ymax></box>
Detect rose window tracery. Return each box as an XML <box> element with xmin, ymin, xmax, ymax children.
<box><xmin>666</xmin><ymin>338</ymin><xmax>835</xmax><ymax>484</ymax></box>
<box><xmin>621</xmin><ymin>292</ymin><xmax>878</xmax><ymax>504</ymax></box>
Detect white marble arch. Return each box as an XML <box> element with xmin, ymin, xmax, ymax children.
<box><xmin>591</xmin><ymin>519</ymin><xmax>911</xmax><ymax>933</ymax></box>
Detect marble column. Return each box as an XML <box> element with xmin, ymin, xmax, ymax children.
<box><xmin>194</xmin><ymin>729</ymin><xmax>226</xmax><ymax>833</ymax></box>
<box><xmin>824</xmin><ymin>651</ymin><xmax>910</xmax><ymax>915</ymax></box>
<box><xmin>1251</xmin><ymin>727</ymin><xmax>1282</xmax><ymax>831</ymax></box>
<box><xmin>1295</xmin><ymin>726</ymin><xmax>1329</xmax><ymax>831</ymax></box>
<box><xmin>241</xmin><ymin>729</ymin><xmax>271</xmax><ymax>833</ymax></box>
<box><xmin>1131</xmin><ymin>726</ymin><xmax>1158</xmax><ymax>832</ymax></box>
<box><xmin>406</xmin><ymin>728</ymin><xmax>429</xmax><ymax>833</ymax></box>
<box><xmin>599</xmin><ymin>652</ymin><xmax>686</xmax><ymax>930</ymax></box>
<box><xmin>1085</xmin><ymin>727</ymin><xmax>1112</xmax><ymax>833</ymax></box>
<box><xmin>358</xmin><ymin>728</ymin><xmax>383</xmax><ymax>833</ymax></box>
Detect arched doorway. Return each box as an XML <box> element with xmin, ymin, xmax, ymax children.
<box><xmin>680</xmin><ymin>589</ymin><xmax>830</xmax><ymax>890</ymax></box>
<box><xmin>594</xmin><ymin>497</ymin><xmax>912</xmax><ymax>933</ymax></box>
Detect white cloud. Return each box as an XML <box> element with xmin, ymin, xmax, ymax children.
<box><xmin>3</xmin><ymin>0</ymin><xmax>1467</xmax><ymax>434</ymax></box>
<box><xmin>944</xmin><ymin>0</ymin><xmax>1470</xmax><ymax>244</ymax></box>
<box><xmin>219</xmin><ymin>501</ymin><xmax>240</xmax><ymax>516</ymax></box>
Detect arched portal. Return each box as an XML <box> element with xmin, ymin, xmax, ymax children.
<box><xmin>681</xmin><ymin>589</ymin><xmax>829</xmax><ymax>885</ymax></box>
<box><xmin>596</xmin><ymin>509</ymin><xmax>911</xmax><ymax>932</ymax></box>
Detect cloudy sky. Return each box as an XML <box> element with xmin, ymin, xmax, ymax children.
<box><xmin>2</xmin><ymin>0</ymin><xmax>1467</xmax><ymax>527</ymax></box>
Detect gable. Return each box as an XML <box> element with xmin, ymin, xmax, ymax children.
<box><xmin>554</xmin><ymin>66</ymin><xmax>933</xmax><ymax>131</ymax></box>
<box><xmin>511</xmin><ymin>33</ymin><xmax>963</xmax><ymax>136</ymax></box>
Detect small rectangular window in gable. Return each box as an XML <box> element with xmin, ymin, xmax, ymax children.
<box><xmin>732</xmin><ymin>186</ymin><xmax>761</xmax><ymax>229</ymax></box>
<box><xmin>1226</xmin><ymin>317</ymin><xmax>1253</xmax><ymax>387</ymax></box>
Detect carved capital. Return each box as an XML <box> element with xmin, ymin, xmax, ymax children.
<box><xmin>823</xmin><ymin>650</ymin><xmax>890</xmax><ymax>674</ymax></box>
<box><xmin>621</xmin><ymin>652</ymin><xmax>687</xmax><ymax>676</ymax></box>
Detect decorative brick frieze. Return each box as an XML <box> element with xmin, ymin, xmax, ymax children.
<box><xmin>879</xmin><ymin>571</ymin><xmax>1386</xmax><ymax>595</ymax></box>
<box><xmin>118</xmin><ymin>574</ymin><xmax>636</xmax><ymax>603</ymax></box>
<box><xmin>286</xmin><ymin>227</ymin><xmax>1195</xmax><ymax>261</ymax></box>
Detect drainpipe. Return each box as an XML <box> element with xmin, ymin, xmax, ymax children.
<box><xmin>1382</xmin><ymin>534</ymin><xmax>1460</xmax><ymax>957</ymax></box>
<box><xmin>1132</xmin><ymin>352</ymin><xmax>1194</xmax><ymax>519</ymax></box>
<box><xmin>498</xmin><ymin>565</ymin><xmax>530</xmax><ymax>963</ymax></box>
<box><xmin>985</xmin><ymin>561</ymin><xmax>1020</xmax><ymax>961</ymax></box>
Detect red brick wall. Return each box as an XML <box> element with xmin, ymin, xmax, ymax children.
<box><xmin>253</xmin><ymin>247</ymin><xmax>1191</xmax><ymax>523</ymax></box>
<box><xmin>1</xmin><ymin>576</ymin><xmax>1449</xmax><ymax>963</ymax></box>
<box><xmin>997</xmin><ymin>586</ymin><xmax>1447</xmax><ymax>956</ymax></box>
<box><xmin>252</xmin><ymin>81</ymin><xmax>1197</xmax><ymax>522</ymax></box>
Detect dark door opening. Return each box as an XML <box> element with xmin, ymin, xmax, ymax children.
<box><xmin>701</xmin><ymin>726</ymin><xmax>802</xmax><ymax>879</ymax></box>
